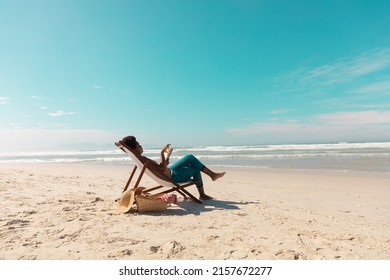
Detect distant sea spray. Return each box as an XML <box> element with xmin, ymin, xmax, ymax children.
<box><xmin>1</xmin><ymin>142</ymin><xmax>390</xmax><ymax>174</ymax></box>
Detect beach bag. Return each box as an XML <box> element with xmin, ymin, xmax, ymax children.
<box><xmin>135</xmin><ymin>194</ymin><xmax>168</xmax><ymax>213</ymax></box>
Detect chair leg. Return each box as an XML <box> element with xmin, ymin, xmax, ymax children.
<box><xmin>134</xmin><ymin>165</ymin><xmax>147</xmax><ymax>189</ymax></box>
<box><xmin>122</xmin><ymin>165</ymin><xmax>137</xmax><ymax>193</ymax></box>
<box><xmin>178</xmin><ymin>188</ymin><xmax>202</xmax><ymax>203</ymax></box>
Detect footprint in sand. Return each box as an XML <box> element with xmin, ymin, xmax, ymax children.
<box><xmin>22</xmin><ymin>210</ymin><xmax>37</xmax><ymax>216</ymax></box>
<box><xmin>18</xmin><ymin>255</ymin><xmax>37</xmax><ymax>260</ymax></box>
<box><xmin>156</xmin><ymin>241</ymin><xmax>185</xmax><ymax>258</ymax></box>
<box><xmin>230</xmin><ymin>250</ymin><xmax>248</xmax><ymax>259</ymax></box>
<box><xmin>5</xmin><ymin>219</ymin><xmax>30</xmax><ymax>229</ymax></box>
<box><xmin>92</xmin><ymin>197</ymin><xmax>104</xmax><ymax>203</ymax></box>
<box><xmin>206</xmin><ymin>235</ymin><xmax>220</xmax><ymax>241</ymax></box>
<box><xmin>119</xmin><ymin>249</ymin><xmax>132</xmax><ymax>256</ymax></box>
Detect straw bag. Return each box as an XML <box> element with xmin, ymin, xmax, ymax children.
<box><xmin>135</xmin><ymin>195</ymin><xmax>167</xmax><ymax>213</ymax></box>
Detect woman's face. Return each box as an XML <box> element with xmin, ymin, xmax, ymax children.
<box><xmin>134</xmin><ymin>141</ymin><xmax>143</xmax><ymax>154</ymax></box>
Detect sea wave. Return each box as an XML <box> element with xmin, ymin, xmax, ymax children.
<box><xmin>175</xmin><ymin>142</ymin><xmax>390</xmax><ymax>153</ymax></box>
<box><xmin>1</xmin><ymin>142</ymin><xmax>390</xmax><ymax>173</ymax></box>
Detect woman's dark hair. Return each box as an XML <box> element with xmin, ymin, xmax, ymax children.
<box><xmin>122</xmin><ymin>136</ymin><xmax>137</xmax><ymax>149</ymax></box>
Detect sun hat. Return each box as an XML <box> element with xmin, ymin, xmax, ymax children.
<box><xmin>116</xmin><ymin>186</ymin><xmax>145</xmax><ymax>213</ymax></box>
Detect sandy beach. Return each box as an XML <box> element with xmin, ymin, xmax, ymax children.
<box><xmin>0</xmin><ymin>163</ymin><xmax>389</xmax><ymax>260</ymax></box>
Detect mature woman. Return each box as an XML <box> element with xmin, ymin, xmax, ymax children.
<box><xmin>122</xmin><ymin>136</ymin><xmax>225</xmax><ymax>200</ymax></box>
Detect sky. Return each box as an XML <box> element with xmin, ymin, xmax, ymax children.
<box><xmin>1</xmin><ymin>0</ymin><xmax>390</xmax><ymax>152</ymax></box>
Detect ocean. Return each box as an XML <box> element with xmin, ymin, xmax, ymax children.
<box><xmin>1</xmin><ymin>142</ymin><xmax>390</xmax><ymax>176</ymax></box>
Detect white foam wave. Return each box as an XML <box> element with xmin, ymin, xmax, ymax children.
<box><xmin>1</xmin><ymin>142</ymin><xmax>389</xmax><ymax>173</ymax></box>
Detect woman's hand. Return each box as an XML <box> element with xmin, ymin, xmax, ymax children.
<box><xmin>160</xmin><ymin>144</ymin><xmax>172</xmax><ymax>169</ymax></box>
<box><xmin>162</xmin><ymin>144</ymin><xmax>172</xmax><ymax>153</ymax></box>
<box><xmin>162</xmin><ymin>144</ymin><xmax>173</xmax><ymax>158</ymax></box>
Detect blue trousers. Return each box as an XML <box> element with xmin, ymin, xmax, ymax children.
<box><xmin>169</xmin><ymin>154</ymin><xmax>205</xmax><ymax>188</ymax></box>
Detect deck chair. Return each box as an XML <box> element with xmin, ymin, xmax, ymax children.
<box><xmin>115</xmin><ymin>141</ymin><xmax>202</xmax><ymax>206</ymax></box>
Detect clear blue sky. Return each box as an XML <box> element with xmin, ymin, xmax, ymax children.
<box><xmin>1</xmin><ymin>0</ymin><xmax>390</xmax><ymax>152</ymax></box>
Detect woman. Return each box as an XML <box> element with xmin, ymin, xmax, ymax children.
<box><xmin>122</xmin><ymin>136</ymin><xmax>225</xmax><ymax>200</ymax></box>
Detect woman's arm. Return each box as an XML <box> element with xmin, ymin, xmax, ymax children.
<box><xmin>135</xmin><ymin>148</ymin><xmax>170</xmax><ymax>178</ymax></box>
<box><xmin>139</xmin><ymin>154</ymin><xmax>166</xmax><ymax>174</ymax></box>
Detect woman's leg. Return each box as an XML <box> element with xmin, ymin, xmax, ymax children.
<box><xmin>170</xmin><ymin>154</ymin><xmax>204</xmax><ymax>187</ymax></box>
<box><xmin>171</xmin><ymin>166</ymin><xmax>203</xmax><ymax>188</ymax></box>
<box><xmin>169</xmin><ymin>154</ymin><xmax>204</xmax><ymax>171</ymax></box>
<box><xmin>171</xmin><ymin>167</ymin><xmax>212</xmax><ymax>199</ymax></box>
<box><xmin>170</xmin><ymin>154</ymin><xmax>225</xmax><ymax>180</ymax></box>
<box><xmin>170</xmin><ymin>154</ymin><xmax>225</xmax><ymax>200</ymax></box>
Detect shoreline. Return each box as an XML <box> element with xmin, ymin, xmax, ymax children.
<box><xmin>1</xmin><ymin>163</ymin><xmax>389</xmax><ymax>260</ymax></box>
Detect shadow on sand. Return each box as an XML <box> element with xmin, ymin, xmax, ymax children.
<box><xmin>128</xmin><ymin>199</ymin><xmax>259</xmax><ymax>216</ymax></box>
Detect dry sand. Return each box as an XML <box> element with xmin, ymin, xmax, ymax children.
<box><xmin>1</xmin><ymin>163</ymin><xmax>389</xmax><ymax>260</ymax></box>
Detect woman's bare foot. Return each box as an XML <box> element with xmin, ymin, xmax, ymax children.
<box><xmin>198</xmin><ymin>186</ymin><xmax>214</xmax><ymax>200</ymax></box>
<box><xmin>200</xmin><ymin>194</ymin><xmax>213</xmax><ymax>200</ymax></box>
<box><xmin>211</xmin><ymin>172</ymin><xmax>226</xmax><ymax>181</ymax></box>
